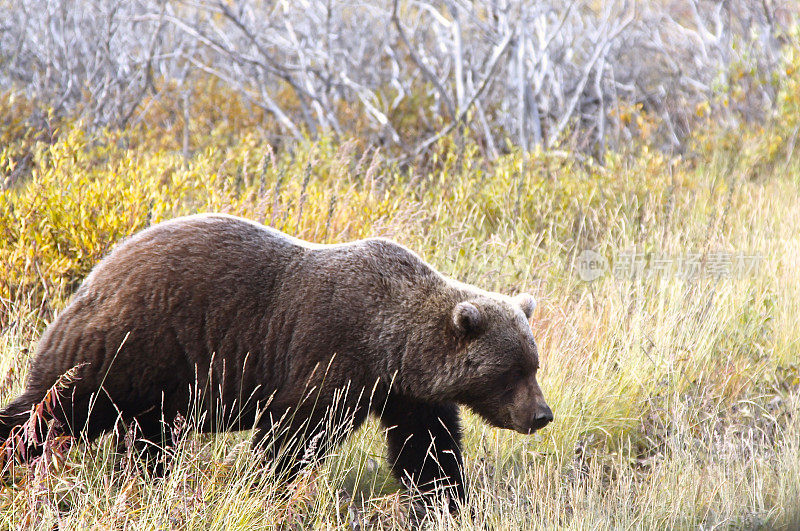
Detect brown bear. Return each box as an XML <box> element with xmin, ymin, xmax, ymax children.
<box><xmin>0</xmin><ymin>213</ymin><xmax>552</xmax><ymax>508</ymax></box>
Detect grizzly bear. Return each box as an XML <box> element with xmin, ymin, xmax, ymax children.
<box><xmin>0</xmin><ymin>213</ymin><xmax>552</xmax><ymax>509</ymax></box>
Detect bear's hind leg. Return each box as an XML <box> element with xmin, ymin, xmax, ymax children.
<box><xmin>125</xmin><ymin>413</ymin><xmax>173</xmax><ymax>477</ymax></box>
<box><xmin>251</xmin><ymin>406</ymin><xmax>365</xmax><ymax>484</ymax></box>
<box><xmin>378</xmin><ymin>396</ymin><xmax>465</xmax><ymax>513</ymax></box>
<box><xmin>252</xmin><ymin>410</ymin><xmax>322</xmax><ymax>482</ymax></box>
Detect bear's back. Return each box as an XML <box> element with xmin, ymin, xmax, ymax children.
<box><xmin>78</xmin><ymin>214</ymin><xmax>303</xmax><ymax>298</ymax></box>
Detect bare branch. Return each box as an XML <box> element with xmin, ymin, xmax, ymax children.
<box><xmin>391</xmin><ymin>0</ymin><xmax>456</xmax><ymax>119</ymax></box>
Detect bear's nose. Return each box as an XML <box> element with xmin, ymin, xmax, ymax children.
<box><xmin>531</xmin><ymin>405</ymin><xmax>553</xmax><ymax>429</ymax></box>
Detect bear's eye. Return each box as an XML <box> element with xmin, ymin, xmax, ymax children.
<box><xmin>500</xmin><ymin>385</ymin><xmax>516</xmax><ymax>402</ymax></box>
<box><xmin>499</xmin><ymin>367</ymin><xmax>525</xmax><ymax>392</ymax></box>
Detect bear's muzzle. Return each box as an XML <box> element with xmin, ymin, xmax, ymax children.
<box><xmin>508</xmin><ymin>376</ymin><xmax>553</xmax><ymax>434</ymax></box>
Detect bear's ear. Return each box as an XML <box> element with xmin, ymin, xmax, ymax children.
<box><xmin>452</xmin><ymin>301</ymin><xmax>483</xmax><ymax>336</ymax></box>
<box><xmin>515</xmin><ymin>293</ymin><xmax>537</xmax><ymax>319</ymax></box>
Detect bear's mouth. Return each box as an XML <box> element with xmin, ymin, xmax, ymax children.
<box><xmin>511</xmin><ymin>417</ymin><xmax>552</xmax><ymax>435</ymax></box>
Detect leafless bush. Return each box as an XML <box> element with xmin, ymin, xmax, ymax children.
<box><xmin>0</xmin><ymin>0</ymin><xmax>793</xmax><ymax>155</ymax></box>
<box><xmin>0</xmin><ymin>0</ymin><xmax>188</xmax><ymax>127</ymax></box>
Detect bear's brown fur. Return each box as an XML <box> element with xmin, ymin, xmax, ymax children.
<box><xmin>0</xmin><ymin>213</ymin><xmax>552</xmax><ymax>507</ymax></box>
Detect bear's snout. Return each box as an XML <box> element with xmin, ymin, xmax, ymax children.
<box><xmin>508</xmin><ymin>377</ymin><xmax>553</xmax><ymax>434</ymax></box>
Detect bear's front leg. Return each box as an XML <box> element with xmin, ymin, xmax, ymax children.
<box><xmin>378</xmin><ymin>396</ymin><xmax>465</xmax><ymax>512</ymax></box>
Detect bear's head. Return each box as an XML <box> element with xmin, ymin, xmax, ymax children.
<box><xmin>450</xmin><ymin>293</ymin><xmax>553</xmax><ymax>434</ymax></box>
